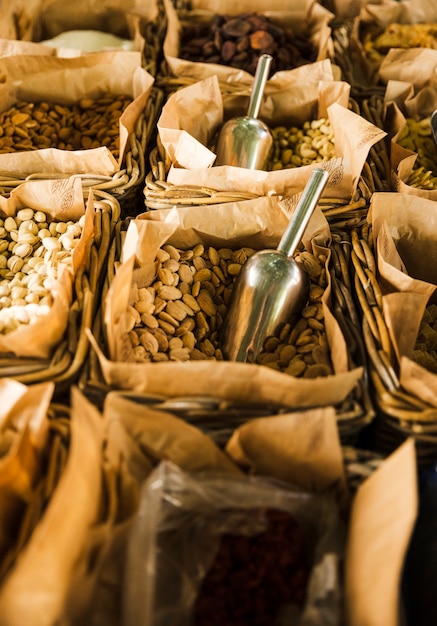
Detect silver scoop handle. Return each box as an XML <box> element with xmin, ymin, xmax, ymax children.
<box><xmin>277</xmin><ymin>168</ymin><xmax>329</xmax><ymax>258</ymax></box>
<box><xmin>247</xmin><ymin>54</ymin><xmax>272</xmax><ymax>120</ymax></box>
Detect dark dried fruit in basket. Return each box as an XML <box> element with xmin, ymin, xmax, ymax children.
<box><xmin>193</xmin><ymin>508</ymin><xmax>311</xmax><ymax>626</ymax></box>
<box><xmin>179</xmin><ymin>12</ymin><xmax>318</xmax><ymax>76</ymax></box>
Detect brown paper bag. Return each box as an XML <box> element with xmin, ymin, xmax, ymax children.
<box><xmin>226</xmin><ymin>405</ymin><xmax>349</xmax><ymax>505</ymax></box>
<box><xmin>350</xmin><ymin>0</ymin><xmax>437</xmax><ymax>85</ymax></box>
<box><xmin>0</xmin><ymin>379</ymin><xmax>54</xmax><ymax>571</ymax></box>
<box><xmin>0</xmin><ymin>0</ymin><xmax>152</xmax><ymax>43</ymax></box>
<box><xmin>0</xmin><ymin>51</ymin><xmax>154</xmax><ymax>177</ymax></box>
<box><xmin>380</xmin><ymin>81</ymin><xmax>437</xmax><ymax>199</ymax></box>
<box><xmin>0</xmin><ymin>178</ymin><xmax>95</xmax><ymax>358</ymax></box>
<box><xmin>88</xmin><ymin>196</ymin><xmax>363</xmax><ymax>409</ymax></box>
<box><xmin>156</xmin><ymin>72</ymin><xmax>385</xmax><ymax>199</ymax></box>
<box><xmin>162</xmin><ymin>0</ymin><xmax>334</xmax><ymax>80</ymax></box>
<box><xmin>369</xmin><ymin>192</ymin><xmax>437</xmax><ymax>407</ymax></box>
<box><xmin>344</xmin><ymin>438</ymin><xmax>418</xmax><ymax>626</ymax></box>
<box><xmin>0</xmin><ymin>386</ymin><xmax>103</xmax><ymax>626</ymax></box>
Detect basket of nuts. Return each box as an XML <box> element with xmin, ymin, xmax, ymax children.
<box><xmin>144</xmin><ymin>70</ymin><xmax>386</xmax><ymax>228</ymax></box>
<box><xmin>347</xmin><ymin>191</ymin><xmax>437</xmax><ymax>467</ymax></box>
<box><xmin>84</xmin><ymin>197</ymin><xmax>373</xmax><ymax>445</ymax></box>
<box><xmin>0</xmin><ymin>177</ymin><xmax>120</xmax><ymax>396</ymax></box>
<box><xmin>158</xmin><ymin>0</ymin><xmax>334</xmax><ymax>91</ymax></box>
<box><xmin>0</xmin><ymin>51</ymin><xmax>163</xmax><ymax>216</ymax></box>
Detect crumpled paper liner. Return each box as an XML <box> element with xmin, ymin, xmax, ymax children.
<box><xmin>350</xmin><ymin>0</ymin><xmax>437</xmax><ymax>86</ymax></box>
<box><xmin>369</xmin><ymin>192</ymin><xmax>437</xmax><ymax>408</ymax></box>
<box><xmin>88</xmin><ymin>196</ymin><xmax>363</xmax><ymax>409</ymax></box>
<box><xmin>162</xmin><ymin>0</ymin><xmax>334</xmax><ymax>80</ymax></box>
<box><xmin>156</xmin><ymin>71</ymin><xmax>385</xmax><ymax>199</ymax></box>
<box><xmin>0</xmin><ymin>0</ymin><xmax>152</xmax><ymax>42</ymax></box>
<box><xmin>0</xmin><ymin>387</ymin><xmax>103</xmax><ymax>626</ymax></box>
<box><xmin>344</xmin><ymin>438</ymin><xmax>417</xmax><ymax>626</ymax></box>
<box><xmin>0</xmin><ymin>177</ymin><xmax>94</xmax><ymax>359</ymax></box>
<box><xmin>0</xmin><ymin>379</ymin><xmax>53</xmax><ymax>574</ymax></box>
<box><xmin>380</xmin><ymin>78</ymin><xmax>437</xmax><ymax>199</ymax></box>
<box><xmin>0</xmin><ymin>51</ymin><xmax>154</xmax><ymax>177</ymax></box>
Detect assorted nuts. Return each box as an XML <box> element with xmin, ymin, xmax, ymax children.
<box><xmin>396</xmin><ymin>117</ymin><xmax>437</xmax><ymax>189</ymax></box>
<box><xmin>267</xmin><ymin>118</ymin><xmax>336</xmax><ymax>170</ymax></box>
<box><xmin>412</xmin><ymin>303</ymin><xmax>437</xmax><ymax>374</ymax></box>
<box><xmin>126</xmin><ymin>242</ymin><xmax>332</xmax><ymax>378</ymax></box>
<box><xmin>0</xmin><ymin>95</ymin><xmax>132</xmax><ymax>157</ymax></box>
<box><xmin>179</xmin><ymin>12</ymin><xmax>317</xmax><ymax>76</ymax></box>
<box><xmin>0</xmin><ymin>208</ymin><xmax>84</xmax><ymax>334</ymax></box>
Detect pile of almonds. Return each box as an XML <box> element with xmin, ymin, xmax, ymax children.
<box><xmin>126</xmin><ymin>241</ymin><xmax>333</xmax><ymax>378</ymax></box>
<box><xmin>179</xmin><ymin>13</ymin><xmax>318</xmax><ymax>76</ymax></box>
<box><xmin>0</xmin><ymin>95</ymin><xmax>131</xmax><ymax>157</ymax></box>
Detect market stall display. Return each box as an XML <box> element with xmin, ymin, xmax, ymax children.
<box><xmin>0</xmin><ymin>0</ymin><xmax>436</xmax><ymax>624</ymax></box>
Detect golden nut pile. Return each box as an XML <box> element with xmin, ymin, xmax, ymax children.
<box><xmin>267</xmin><ymin>118</ymin><xmax>335</xmax><ymax>171</ymax></box>
<box><xmin>364</xmin><ymin>22</ymin><xmax>437</xmax><ymax>63</ymax></box>
<box><xmin>412</xmin><ymin>303</ymin><xmax>437</xmax><ymax>374</ymax></box>
<box><xmin>396</xmin><ymin>117</ymin><xmax>437</xmax><ymax>188</ymax></box>
<box><xmin>126</xmin><ymin>243</ymin><xmax>332</xmax><ymax>378</ymax></box>
<box><xmin>0</xmin><ymin>208</ymin><xmax>84</xmax><ymax>334</ymax></box>
<box><xmin>0</xmin><ymin>95</ymin><xmax>131</xmax><ymax>157</ymax></box>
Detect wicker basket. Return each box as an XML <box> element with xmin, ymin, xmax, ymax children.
<box><xmin>347</xmin><ymin>224</ymin><xmax>437</xmax><ymax>468</ymax></box>
<box><xmin>80</xmin><ymin>213</ymin><xmax>374</xmax><ymax>446</ymax></box>
<box><xmin>0</xmin><ymin>188</ymin><xmax>120</xmax><ymax>399</ymax></box>
<box><xmin>0</xmin><ymin>86</ymin><xmax>163</xmax><ymax>218</ymax></box>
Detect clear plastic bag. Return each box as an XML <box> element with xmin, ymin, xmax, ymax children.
<box><xmin>123</xmin><ymin>461</ymin><xmax>344</xmax><ymax>626</ymax></box>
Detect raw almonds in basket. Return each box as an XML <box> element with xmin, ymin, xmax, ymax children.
<box><xmin>0</xmin><ymin>50</ymin><xmax>153</xmax><ymax>178</ymax></box>
<box><xmin>89</xmin><ymin>197</ymin><xmax>363</xmax><ymax>409</ymax></box>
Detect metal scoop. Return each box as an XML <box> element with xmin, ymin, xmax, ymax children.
<box><xmin>215</xmin><ymin>53</ymin><xmax>273</xmax><ymax>170</ymax></box>
<box><xmin>220</xmin><ymin>167</ymin><xmax>330</xmax><ymax>363</ymax></box>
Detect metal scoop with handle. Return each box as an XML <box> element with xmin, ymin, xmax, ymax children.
<box><xmin>215</xmin><ymin>53</ymin><xmax>273</xmax><ymax>170</ymax></box>
<box><xmin>220</xmin><ymin>167</ymin><xmax>330</xmax><ymax>363</ymax></box>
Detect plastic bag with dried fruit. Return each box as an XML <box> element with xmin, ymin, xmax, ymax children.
<box><xmin>123</xmin><ymin>461</ymin><xmax>344</xmax><ymax>626</ymax></box>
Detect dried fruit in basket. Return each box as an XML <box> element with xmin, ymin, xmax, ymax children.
<box><xmin>179</xmin><ymin>12</ymin><xmax>318</xmax><ymax>76</ymax></box>
<box><xmin>193</xmin><ymin>507</ymin><xmax>311</xmax><ymax>626</ymax></box>
<box><xmin>0</xmin><ymin>95</ymin><xmax>132</xmax><ymax>157</ymax></box>
<box><xmin>364</xmin><ymin>22</ymin><xmax>437</xmax><ymax>63</ymax></box>
<box><xmin>412</xmin><ymin>303</ymin><xmax>437</xmax><ymax>373</ymax></box>
<box><xmin>396</xmin><ymin>116</ymin><xmax>437</xmax><ymax>188</ymax></box>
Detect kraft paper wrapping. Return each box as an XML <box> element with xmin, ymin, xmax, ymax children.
<box><xmin>0</xmin><ymin>387</ymin><xmax>103</xmax><ymax>626</ymax></box>
<box><xmin>162</xmin><ymin>0</ymin><xmax>334</xmax><ymax>82</ymax></box>
<box><xmin>88</xmin><ymin>197</ymin><xmax>363</xmax><ymax>408</ymax></box>
<box><xmin>226</xmin><ymin>406</ymin><xmax>349</xmax><ymax>504</ymax></box>
<box><xmin>157</xmin><ymin>73</ymin><xmax>385</xmax><ymax>199</ymax></box>
<box><xmin>0</xmin><ymin>51</ymin><xmax>154</xmax><ymax>176</ymax></box>
<box><xmin>0</xmin><ymin>380</ymin><xmax>54</xmax><ymax>571</ymax></box>
<box><xmin>0</xmin><ymin>178</ymin><xmax>94</xmax><ymax>359</ymax></box>
<box><xmin>0</xmin><ymin>0</ymin><xmax>155</xmax><ymax>42</ymax></box>
<box><xmin>381</xmin><ymin>78</ymin><xmax>437</xmax><ymax>200</ymax></box>
<box><xmin>345</xmin><ymin>439</ymin><xmax>418</xmax><ymax>626</ymax></box>
<box><xmin>369</xmin><ymin>192</ymin><xmax>437</xmax><ymax>409</ymax></box>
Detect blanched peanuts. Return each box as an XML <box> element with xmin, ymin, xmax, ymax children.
<box><xmin>127</xmin><ymin>243</ymin><xmax>333</xmax><ymax>377</ymax></box>
<box><xmin>0</xmin><ymin>208</ymin><xmax>83</xmax><ymax>334</ymax></box>
<box><xmin>268</xmin><ymin>118</ymin><xmax>336</xmax><ymax>171</ymax></box>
